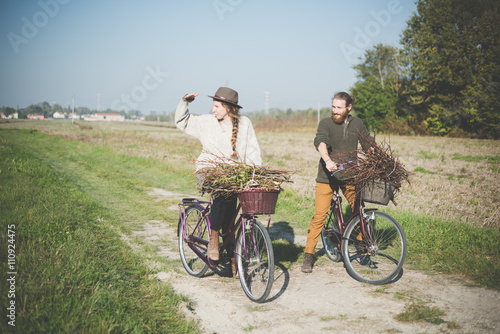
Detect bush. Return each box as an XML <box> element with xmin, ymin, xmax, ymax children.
<box><xmin>380</xmin><ymin>119</ymin><xmax>413</xmax><ymax>135</ymax></box>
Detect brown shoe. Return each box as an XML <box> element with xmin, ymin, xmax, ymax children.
<box><xmin>231</xmin><ymin>257</ymin><xmax>238</xmax><ymax>278</ymax></box>
<box><xmin>301</xmin><ymin>253</ymin><xmax>314</xmax><ymax>273</ymax></box>
<box><xmin>208</xmin><ymin>230</ymin><xmax>219</xmax><ymax>261</ymax></box>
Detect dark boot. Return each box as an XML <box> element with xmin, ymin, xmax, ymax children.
<box><xmin>301</xmin><ymin>253</ymin><xmax>314</xmax><ymax>273</ymax></box>
<box><xmin>231</xmin><ymin>257</ymin><xmax>238</xmax><ymax>278</ymax></box>
<box><xmin>208</xmin><ymin>230</ymin><xmax>219</xmax><ymax>261</ymax></box>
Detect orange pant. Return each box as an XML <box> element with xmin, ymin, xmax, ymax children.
<box><xmin>304</xmin><ymin>182</ymin><xmax>357</xmax><ymax>254</ymax></box>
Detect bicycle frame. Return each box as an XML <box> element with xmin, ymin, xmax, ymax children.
<box><xmin>178</xmin><ymin>197</ymin><xmax>273</xmax><ymax>268</ymax></box>
<box><xmin>327</xmin><ymin>191</ymin><xmax>378</xmax><ymax>249</ymax></box>
<box><xmin>327</xmin><ymin>192</ymin><xmax>346</xmax><ymax>236</ymax></box>
<box><xmin>329</xmin><ymin>162</ymin><xmax>379</xmax><ymax>243</ymax></box>
<box><xmin>324</xmin><ymin>188</ymin><xmax>408</xmax><ymax>285</ymax></box>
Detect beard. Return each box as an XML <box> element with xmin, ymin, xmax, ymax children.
<box><xmin>332</xmin><ymin>110</ymin><xmax>349</xmax><ymax>124</ymax></box>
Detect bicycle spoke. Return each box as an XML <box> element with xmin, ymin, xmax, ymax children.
<box><xmin>236</xmin><ymin>219</ymin><xmax>274</xmax><ymax>303</ymax></box>
<box><xmin>321</xmin><ymin>210</ymin><xmax>342</xmax><ymax>262</ymax></box>
<box><xmin>179</xmin><ymin>205</ymin><xmax>209</xmax><ymax>277</ymax></box>
<box><xmin>342</xmin><ymin>212</ymin><xmax>406</xmax><ymax>285</ymax></box>
<box><xmin>375</xmin><ymin>252</ymin><xmax>400</xmax><ymax>265</ymax></box>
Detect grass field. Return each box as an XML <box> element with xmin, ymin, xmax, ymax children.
<box><xmin>1</xmin><ymin>119</ymin><xmax>499</xmax><ymax>332</ymax></box>
<box><xmin>0</xmin><ymin>127</ymin><xmax>199</xmax><ymax>333</ymax></box>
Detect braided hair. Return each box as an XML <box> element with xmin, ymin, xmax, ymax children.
<box><xmin>221</xmin><ymin>101</ymin><xmax>240</xmax><ymax>159</ymax></box>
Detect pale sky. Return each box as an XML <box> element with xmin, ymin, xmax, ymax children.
<box><xmin>1</xmin><ymin>0</ymin><xmax>417</xmax><ymax>114</ymax></box>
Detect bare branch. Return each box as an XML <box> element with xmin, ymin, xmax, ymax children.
<box><xmin>196</xmin><ymin>152</ymin><xmax>294</xmax><ymax>198</ymax></box>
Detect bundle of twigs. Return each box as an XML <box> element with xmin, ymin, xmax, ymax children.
<box><xmin>339</xmin><ymin>135</ymin><xmax>411</xmax><ymax>192</ymax></box>
<box><xmin>196</xmin><ymin>153</ymin><xmax>292</xmax><ymax>197</ymax></box>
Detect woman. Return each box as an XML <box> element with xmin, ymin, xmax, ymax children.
<box><xmin>175</xmin><ymin>87</ymin><xmax>262</xmax><ymax>276</ymax></box>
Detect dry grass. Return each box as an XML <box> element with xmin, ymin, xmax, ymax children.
<box><xmin>258</xmin><ymin>131</ymin><xmax>499</xmax><ymax>227</ymax></box>
<box><xmin>1</xmin><ymin>119</ymin><xmax>498</xmax><ymax>227</ymax></box>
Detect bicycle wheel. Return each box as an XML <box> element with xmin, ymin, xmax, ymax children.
<box><xmin>321</xmin><ymin>211</ymin><xmax>342</xmax><ymax>262</ymax></box>
<box><xmin>342</xmin><ymin>211</ymin><xmax>406</xmax><ymax>285</ymax></box>
<box><xmin>235</xmin><ymin>218</ymin><xmax>274</xmax><ymax>303</ymax></box>
<box><xmin>178</xmin><ymin>205</ymin><xmax>209</xmax><ymax>277</ymax></box>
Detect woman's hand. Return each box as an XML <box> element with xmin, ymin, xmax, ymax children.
<box><xmin>183</xmin><ymin>92</ymin><xmax>199</xmax><ymax>103</ymax></box>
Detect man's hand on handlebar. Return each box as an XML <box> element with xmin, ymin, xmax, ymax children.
<box><xmin>325</xmin><ymin>159</ymin><xmax>337</xmax><ymax>172</ymax></box>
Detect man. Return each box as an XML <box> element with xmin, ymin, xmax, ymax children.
<box><xmin>301</xmin><ymin>91</ymin><xmax>372</xmax><ymax>273</ymax></box>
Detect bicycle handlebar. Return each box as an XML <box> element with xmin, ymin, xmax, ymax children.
<box><xmin>330</xmin><ymin>161</ymin><xmax>354</xmax><ymax>176</ymax></box>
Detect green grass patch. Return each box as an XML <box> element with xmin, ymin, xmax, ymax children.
<box><xmin>371</xmin><ymin>287</ymin><xmax>389</xmax><ymax>295</ymax></box>
<box><xmin>393</xmin><ymin>291</ymin><xmax>413</xmax><ymax>301</ymax></box>
<box><xmin>243</xmin><ymin>324</ymin><xmax>257</xmax><ymax>331</ymax></box>
<box><xmin>489</xmin><ymin>165</ymin><xmax>500</xmax><ymax>173</ymax></box>
<box><xmin>386</xmin><ymin>209</ymin><xmax>500</xmax><ymax>289</ymax></box>
<box><xmin>271</xmin><ymin>239</ymin><xmax>304</xmax><ymax>269</ymax></box>
<box><xmin>0</xmin><ymin>130</ymin><xmax>198</xmax><ymax>333</ymax></box>
<box><xmin>450</xmin><ymin>153</ymin><xmax>500</xmax><ymax>164</ymax></box>
<box><xmin>417</xmin><ymin>151</ymin><xmax>440</xmax><ymax>159</ymax></box>
<box><xmin>395</xmin><ymin>302</ymin><xmax>445</xmax><ymax>324</ymax></box>
<box><xmin>273</xmin><ymin>189</ymin><xmax>315</xmax><ymax>229</ymax></box>
<box><xmin>414</xmin><ymin>167</ymin><xmax>432</xmax><ymax>174</ymax></box>
<box><xmin>447</xmin><ymin>321</ymin><xmax>460</xmax><ymax>329</ymax></box>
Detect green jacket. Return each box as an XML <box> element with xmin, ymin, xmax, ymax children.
<box><xmin>314</xmin><ymin>115</ymin><xmax>372</xmax><ymax>184</ymax></box>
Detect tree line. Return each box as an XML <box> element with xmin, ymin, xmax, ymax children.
<box><xmin>351</xmin><ymin>0</ymin><xmax>499</xmax><ymax>139</ymax></box>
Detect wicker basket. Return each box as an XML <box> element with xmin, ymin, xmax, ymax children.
<box><xmin>362</xmin><ymin>180</ymin><xmax>395</xmax><ymax>206</ymax></box>
<box><xmin>237</xmin><ymin>188</ymin><xmax>280</xmax><ymax>215</ymax></box>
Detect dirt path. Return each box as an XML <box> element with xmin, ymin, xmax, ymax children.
<box><xmin>142</xmin><ymin>189</ymin><xmax>499</xmax><ymax>334</ymax></box>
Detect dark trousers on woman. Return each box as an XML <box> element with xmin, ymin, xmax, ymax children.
<box><xmin>210</xmin><ymin>194</ymin><xmax>237</xmax><ymax>256</ymax></box>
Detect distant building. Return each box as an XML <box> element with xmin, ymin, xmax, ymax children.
<box><xmin>1</xmin><ymin>112</ymin><xmax>18</xmax><ymax>119</ymax></box>
<box><xmin>53</xmin><ymin>112</ymin><xmax>67</xmax><ymax>119</ymax></box>
<box><xmin>84</xmin><ymin>113</ymin><xmax>125</xmax><ymax>121</ymax></box>
<box><xmin>27</xmin><ymin>114</ymin><xmax>44</xmax><ymax>120</ymax></box>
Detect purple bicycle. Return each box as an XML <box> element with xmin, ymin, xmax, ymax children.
<box><xmin>178</xmin><ymin>192</ymin><xmax>275</xmax><ymax>303</ymax></box>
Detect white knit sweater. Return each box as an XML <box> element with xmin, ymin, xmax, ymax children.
<box><xmin>175</xmin><ymin>99</ymin><xmax>262</xmax><ymax>171</ymax></box>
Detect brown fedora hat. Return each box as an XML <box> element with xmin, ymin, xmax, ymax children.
<box><xmin>208</xmin><ymin>87</ymin><xmax>243</xmax><ymax>109</ymax></box>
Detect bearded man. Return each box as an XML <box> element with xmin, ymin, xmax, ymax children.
<box><xmin>301</xmin><ymin>91</ymin><xmax>373</xmax><ymax>273</ymax></box>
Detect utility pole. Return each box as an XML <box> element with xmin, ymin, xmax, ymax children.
<box><xmin>317</xmin><ymin>102</ymin><xmax>320</xmax><ymax>125</ymax></box>
<box><xmin>72</xmin><ymin>95</ymin><xmax>75</xmax><ymax>124</ymax></box>
<box><xmin>97</xmin><ymin>93</ymin><xmax>101</xmax><ymax>112</ymax></box>
<box><xmin>265</xmin><ymin>91</ymin><xmax>269</xmax><ymax>114</ymax></box>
